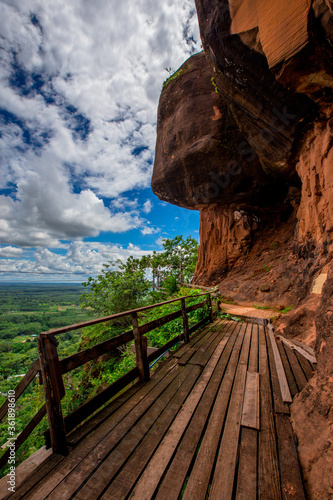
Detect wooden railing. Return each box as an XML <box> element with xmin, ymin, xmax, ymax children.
<box><xmin>0</xmin><ymin>292</ymin><xmax>213</xmax><ymax>468</ymax></box>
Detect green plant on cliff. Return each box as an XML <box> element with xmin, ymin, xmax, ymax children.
<box><xmin>211</xmin><ymin>77</ymin><xmax>220</xmax><ymax>94</ymax></box>
<box><xmin>163</xmin><ymin>63</ymin><xmax>190</xmax><ymax>88</ymax></box>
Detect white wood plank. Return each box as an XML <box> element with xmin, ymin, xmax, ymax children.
<box><xmin>241</xmin><ymin>371</ymin><xmax>260</xmax><ymax>430</ymax></box>
<box><xmin>267</xmin><ymin>329</ymin><xmax>293</xmax><ymax>403</ymax></box>
<box><xmin>278</xmin><ymin>335</ymin><xmax>317</xmax><ymax>364</ymax></box>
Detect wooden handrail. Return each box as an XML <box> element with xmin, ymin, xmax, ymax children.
<box><xmin>0</xmin><ymin>292</ymin><xmax>213</xmax><ymax>470</ymax></box>
<box><xmin>39</xmin><ymin>292</ymin><xmax>209</xmax><ymax>337</ymax></box>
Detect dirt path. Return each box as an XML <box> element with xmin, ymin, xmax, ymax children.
<box><xmin>219</xmin><ymin>302</ymin><xmax>278</xmax><ymax>319</ymax></box>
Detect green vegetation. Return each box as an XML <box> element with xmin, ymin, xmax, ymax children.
<box><xmin>253</xmin><ymin>304</ymin><xmax>271</xmax><ymax>310</ymax></box>
<box><xmin>281</xmin><ymin>305</ymin><xmax>294</xmax><ymax>314</ymax></box>
<box><xmin>0</xmin><ymin>236</ymin><xmax>202</xmax><ymax>474</ymax></box>
<box><xmin>211</xmin><ymin>77</ymin><xmax>220</xmax><ymax>94</ymax></box>
<box><xmin>163</xmin><ymin>63</ymin><xmax>190</xmax><ymax>88</ymax></box>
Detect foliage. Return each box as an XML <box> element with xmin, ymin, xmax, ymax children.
<box><xmin>163</xmin><ymin>63</ymin><xmax>190</xmax><ymax>88</ymax></box>
<box><xmin>80</xmin><ymin>256</ymin><xmax>151</xmax><ymax>322</ymax></box>
<box><xmin>211</xmin><ymin>77</ymin><xmax>220</xmax><ymax>94</ymax></box>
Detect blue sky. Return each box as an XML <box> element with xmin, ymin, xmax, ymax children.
<box><xmin>0</xmin><ymin>0</ymin><xmax>201</xmax><ymax>282</ymax></box>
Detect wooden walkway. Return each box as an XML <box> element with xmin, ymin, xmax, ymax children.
<box><xmin>6</xmin><ymin>319</ymin><xmax>315</xmax><ymax>500</ymax></box>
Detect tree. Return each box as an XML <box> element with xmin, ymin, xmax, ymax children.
<box><xmin>161</xmin><ymin>236</ymin><xmax>199</xmax><ymax>285</ymax></box>
<box><xmin>80</xmin><ymin>235</ymin><xmax>199</xmax><ymax>317</ymax></box>
<box><xmin>80</xmin><ymin>256</ymin><xmax>150</xmax><ymax>321</ymax></box>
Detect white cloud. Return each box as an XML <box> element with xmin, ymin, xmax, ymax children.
<box><xmin>155</xmin><ymin>237</ymin><xmax>166</xmax><ymax>246</ymax></box>
<box><xmin>143</xmin><ymin>199</ymin><xmax>153</xmax><ymax>214</ymax></box>
<box><xmin>0</xmin><ymin>246</ymin><xmax>23</xmax><ymax>258</ymax></box>
<box><xmin>141</xmin><ymin>226</ymin><xmax>160</xmax><ymax>235</ymax></box>
<box><xmin>0</xmin><ymin>241</ymin><xmax>153</xmax><ymax>279</ymax></box>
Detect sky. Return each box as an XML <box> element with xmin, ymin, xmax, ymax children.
<box><xmin>0</xmin><ymin>0</ymin><xmax>201</xmax><ymax>283</ymax></box>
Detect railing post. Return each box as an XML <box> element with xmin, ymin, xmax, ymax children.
<box><xmin>207</xmin><ymin>293</ymin><xmax>214</xmax><ymax>323</ymax></box>
<box><xmin>37</xmin><ymin>334</ymin><xmax>68</xmax><ymax>456</ymax></box>
<box><xmin>181</xmin><ymin>298</ymin><xmax>189</xmax><ymax>343</ymax></box>
<box><xmin>131</xmin><ymin>312</ymin><xmax>150</xmax><ymax>382</ymax></box>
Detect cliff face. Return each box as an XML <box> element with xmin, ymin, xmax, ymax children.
<box><xmin>151</xmin><ymin>2</ymin><xmax>333</xmax><ymax>496</ymax></box>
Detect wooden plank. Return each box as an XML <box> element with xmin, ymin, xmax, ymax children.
<box><xmin>277</xmin><ymin>341</ymin><xmax>298</xmax><ymax>399</ymax></box>
<box><xmin>25</xmin><ymin>361</ymin><xmax>182</xmax><ymax>500</ymax></box>
<box><xmin>172</xmin><ymin>319</ymin><xmax>222</xmax><ymax>358</ymax></box>
<box><xmin>275</xmin><ymin>413</ymin><xmax>306</xmax><ymax>499</ymax></box>
<box><xmin>0</xmin><ymin>405</ymin><xmax>47</xmax><ymax>471</ymax></box>
<box><xmin>181</xmin><ymin>297</ymin><xmax>190</xmax><ymax>343</ymax></box>
<box><xmin>235</xmin><ymin>427</ymin><xmax>258</xmax><ymax>500</ymax></box>
<box><xmin>267</xmin><ymin>327</ymin><xmax>292</xmax><ymax>404</ymax></box>
<box><xmin>63</xmin><ymin>366</ymin><xmax>139</xmax><ymax>437</ymax></box>
<box><xmin>258</xmin><ymin>324</ymin><xmax>282</xmax><ymax>500</ymax></box>
<box><xmin>66</xmin><ymin>372</ymin><xmax>144</xmax><ymax>446</ymax></box>
<box><xmin>0</xmin><ymin>446</ymin><xmax>52</xmax><ymax>500</ymax></box>
<box><xmin>128</xmin><ymin>335</ymin><xmax>230</xmax><ymax>500</ymax></box>
<box><xmin>185</xmin><ymin>300</ymin><xmax>206</xmax><ymax>314</ymax></box>
<box><xmin>208</xmin><ymin>328</ymin><xmax>251</xmax><ymax>500</ymax></box>
<box><xmin>265</xmin><ymin>328</ymin><xmax>291</xmax><ymax>414</ymax></box>
<box><xmin>248</xmin><ymin>323</ymin><xmax>258</xmax><ymax>372</ymax></box>
<box><xmin>291</xmin><ymin>338</ymin><xmax>315</xmax><ymax>357</ymax></box>
<box><xmin>0</xmin><ymin>359</ymin><xmax>40</xmax><ymax>422</ymax></box>
<box><xmin>147</xmin><ymin>335</ymin><xmax>182</xmax><ymax>365</ymax></box>
<box><xmin>68</xmin><ymin>356</ymin><xmax>178</xmax><ymax>445</ymax></box>
<box><xmin>283</xmin><ymin>344</ymin><xmax>308</xmax><ymax>392</ymax></box>
<box><xmin>139</xmin><ymin>309</ymin><xmax>182</xmax><ymax>335</ymax></box>
<box><xmin>278</xmin><ymin>335</ymin><xmax>317</xmax><ymax>364</ymax></box>
<box><xmin>187</xmin><ymin>320</ymin><xmax>233</xmax><ymax>366</ymax></box>
<box><xmin>132</xmin><ymin>312</ymin><xmax>149</xmax><ymax>382</ymax></box>
<box><xmin>182</xmin><ymin>323</ymin><xmax>248</xmax><ymax>500</ymax></box>
<box><xmin>178</xmin><ymin>346</ymin><xmax>197</xmax><ymax>365</ymax></box>
<box><xmin>52</xmin><ymin>364</ymin><xmax>202</xmax><ymax>499</ymax></box>
<box><xmin>295</xmin><ymin>350</ymin><xmax>315</xmax><ymax>381</ymax></box>
<box><xmin>37</xmin><ymin>335</ymin><xmax>67</xmax><ymax>456</ymax></box>
<box><xmin>101</xmin><ymin>365</ymin><xmax>203</xmax><ymax>500</ymax></box>
<box><xmin>155</xmin><ymin>324</ymin><xmax>241</xmax><ymax>500</ymax></box>
<box><xmin>8</xmin><ymin>453</ymin><xmax>64</xmax><ymax>500</ymax></box>
<box><xmin>241</xmin><ymin>371</ymin><xmax>260</xmax><ymax>429</ymax></box>
<box><xmin>60</xmin><ymin>329</ymin><xmax>134</xmax><ymax>374</ymax></box>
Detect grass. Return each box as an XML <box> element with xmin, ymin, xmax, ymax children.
<box><xmin>163</xmin><ymin>63</ymin><xmax>190</xmax><ymax>88</ymax></box>
<box><xmin>280</xmin><ymin>306</ymin><xmax>294</xmax><ymax>314</ymax></box>
<box><xmin>252</xmin><ymin>305</ymin><xmax>270</xmax><ymax>310</ymax></box>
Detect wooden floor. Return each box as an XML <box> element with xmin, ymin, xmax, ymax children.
<box><xmin>8</xmin><ymin>319</ymin><xmax>316</xmax><ymax>500</ymax></box>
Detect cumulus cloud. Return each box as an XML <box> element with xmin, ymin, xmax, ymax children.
<box><xmin>142</xmin><ymin>199</ymin><xmax>153</xmax><ymax>214</ymax></box>
<box><xmin>0</xmin><ymin>241</ymin><xmax>154</xmax><ymax>279</ymax></box>
<box><xmin>0</xmin><ymin>246</ymin><xmax>23</xmax><ymax>258</ymax></box>
<box><xmin>141</xmin><ymin>225</ymin><xmax>160</xmax><ymax>235</ymax></box>
<box><xmin>0</xmin><ymin>0</ymin><xmax>200</xmax><ymax>249</ymax></box>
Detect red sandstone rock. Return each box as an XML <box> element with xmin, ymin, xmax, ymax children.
<box><xmin>152</xmin><ymin>52</ymin><xmax>276</xmax><ymax>210</ymax></box>
<box><xmin>151</xmin><ymin>3</ymin><xmax>333</xmax><ymax>495</ymax></box>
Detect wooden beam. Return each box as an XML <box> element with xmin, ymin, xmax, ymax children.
<box><xmin>267</xmin><ymin>327</ymin><xmax>292</xmax><ymax>403</ymax></box>
<box><xmin>63</xmin><ymin>367</ymin><xmax>139</xmax><ymax>437</ymax></box>
<box><xmin>181</xmin><ymin>298</ymin><xmax>189</xmax><ymax>343</ymax></box>
<box><xmin>241</xmin><ymin>371</ymin><xmax>260</xmax><ymax>430</ymax></box>
<box><xmin>277</xmin><ymin>335</ymin><xmax>317</xmax><ymax>364</ymax></box>
<box><xmin>132</xmin><ymin>312</ymin><xmax>150</xmax><ymax>382</ymax></box>
<box><xmin>37</xmin><ymin>335</ymin><xmax>68</xmax><ymax>456</ymax></box>
<box><xmin>60</xmin><ymin>330</ymin><xmax>134</xmax><ymax>374</ymax></box>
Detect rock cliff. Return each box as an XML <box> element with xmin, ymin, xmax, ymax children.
<box><xmin>151</xmin><ymin>1</ymin><xmax>333</xmax><ymax>496</ymax></box>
